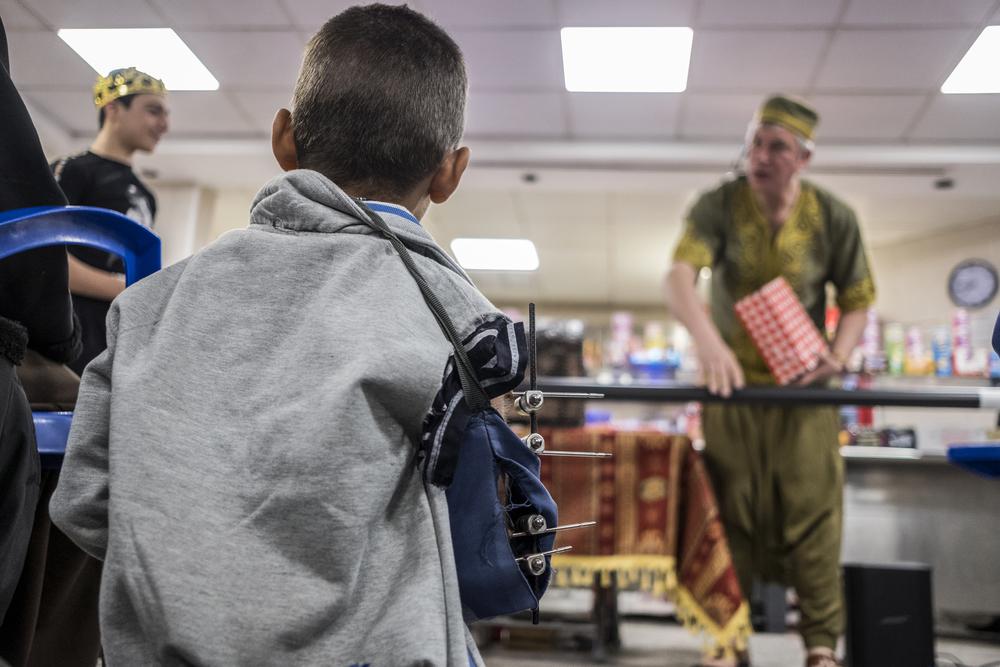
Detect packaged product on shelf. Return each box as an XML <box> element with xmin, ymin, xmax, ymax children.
<box><xmin>880</xmin><ymin>428</ymin><xmax>917</xmax><ymax>449</ymax></box>
<box><xmin>951</xmin><ymin>308</ymin><xmax>988</xmax><ymax>376</ymax></box>
<box><xmin>629</xmin><ymin>321</ymin><xmax>680</xmax><ymax>380</ymax></box>
<box><xmin>904</xmin><ymin>326</ymin><xmax>932</xmax><ymax>376</ymax></box>
<box><xmin>861</xmin><ymin>308</ymin><xmax>885</xmax><ymax>374</ymax></box>
<box><xmin>884</xmin><ymin>322</ymin><xmax>905</xmax><ymax>376</ymax></box>
<box><xmin>608</xmin><ymin>311</ymin><xmax>633</xmax><ymax>370</ymax></box>
<box><xmin>932</xmin><ymin>325</ymin><xmax>952</xmax><ymax>377</ymax></box>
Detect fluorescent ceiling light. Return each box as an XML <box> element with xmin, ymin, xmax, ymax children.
<box><xmin>451</xmin><ymin>238</ymin><xmax>539</xmax><ymax>271</ymax></box>
<box><xmin>58</xmin><ymin>28</ymin><xmax>219</xmax><ymax>91</ymax></box>
<box><xmin>942</xmin><ymin>26</ymin><xmax>1000</xmax><ymax>94</ymax></box>
<box><xmin>560</xmin><ymin>26</ymin><xmax>693</xmax><ymax>93</ymax></box>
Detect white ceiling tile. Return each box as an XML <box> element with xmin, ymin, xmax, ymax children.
<box><xmin>230</xmin><ymin>90</ymin><xmax>293</xmax><ymax>133</ymax></box>
<box><xmin>814</xmin><ymin>29</ymin><xmax>976</xmax><ymax>91</ymax></box>
<box><xmin>809</xmin><ymin>95</ymin><xmax>927</xmax><ymax>140</ymax></box>
<box><xmin>688</xmin><ymin>30</ymin><xmax>827</xmax><ymax>90</ymax></box>
<box><xmin>698</xmin><ymin>0</ymin><xmax>843</xmax><ymax>27</ymax></box>
<box><xmin>567</xmin><ymin>92</ymin><xmax>681</xmax><ymax>139</ymax></box>
<box><xmin>842</xmin><ymin>0</ymin><xmax>995</xmax><ymax>26</ymax></box>
<box><xmin>163</xmin><ymin>91</ymin><xmax>254</xmax><ymax>135</ymax></box>
<box><xmin>149</xmin><ymin>0</ymin><xmax>292</xmax><ymax>29</ymax></box>
<box><xmin>466</xmin><ymin>92</ymin><xmax>565</xmax><ymax>138</ymax></box>
<box><xmin>24</xmin><ymin>89</ymin><xmax>95</xmax><ymax>135</ymax></box>
<box><xmin>178</xmin><ymin>31</ymin><xmax>306</xmax><ymax>88</ymax></box>
<box><xmin>419</xmin><ymin>0</ymin><xmax>557</xmax><ymax>29</ymax></box>
<box><xmin>679</xmin><ymin>93</ymin><xmax>764</xmax><ymax>139</ymax></box>
<box><xmin>6</xmin><ymin>30</ymin><xmax>97</xmax><ymax>87</ymax></box>
<box><xmin>26</xmin><ymin>0</ymin><xmax>165</xmax><ymax>28</ymax></box>
<box><xmin>555</xmin><ymin>0</ymin><xmax>696</xmax><ymax>27</ymax></box>
<box><xmin>453</xmin><ymin>29</ymin><xmax>564</xmax><ymax>90</ymax></box>
<box><xmin>280</xmin><ymin>0</ymin><xmax>371</xmax><ymax>32</ymax></box>
<box><xmin>908</xmin><ymin>95</ymin><xmax>1000</xmax><ymax>141</ymax></box>
<box><xmin>0</xmin><ymin>1</ymin><xmax>44</xmax><ymax>28</ymax></box>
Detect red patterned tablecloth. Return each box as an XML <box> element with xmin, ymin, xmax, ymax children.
<box><xmin>540</xmin><ymin>427</ymin><xmax>751</xmax><ymax>656</ymax></box>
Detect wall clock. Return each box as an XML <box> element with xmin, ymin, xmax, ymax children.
<box><xmin>948</xmin><ymin>259</ymin><xmax>998</xmax><ymax>309</ymax></box>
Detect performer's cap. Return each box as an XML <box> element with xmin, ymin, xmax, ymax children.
<box><xmin>755</xmin><ymin>94</ymin><xmax>819</xmax><ymax>141</ymax></box>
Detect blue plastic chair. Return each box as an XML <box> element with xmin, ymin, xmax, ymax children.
<box><xmin>0</xmin><ymin>205</ymin><xmax>161</xmax><ymax>466</ymax></box>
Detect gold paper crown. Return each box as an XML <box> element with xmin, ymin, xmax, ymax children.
<box><xmin>93</xmin><ymin>67</ymin><xmax>167</xmax><ymax>109</ymax></box>
<box><xmin>755</xmin><ymin>94</ymin><xmax>819</xmax><ymax>141</ymax></box>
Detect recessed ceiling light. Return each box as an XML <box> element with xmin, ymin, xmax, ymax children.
<box><xmin>941</xmin><ymin>26</ymin><xmax>1000</xmax><ymax>94</ymax></box>
<box><xmin>451</xmin><ymin>238</ymin><xmax>539</xmax><ymax>271</ymax></box>
<box><xmin>560</xmin><ymin>27</ymin><xmax>693</xmax><ymax>93</ymax></box>
<box><xmin>58</xmin><ymin>28</ymin><xmax>219</xmax><ymax>91</ymax></box>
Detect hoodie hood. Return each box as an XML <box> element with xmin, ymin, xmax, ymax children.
<box><xmin>250</xmin><ymin>169</ymin><xmax>470</xmax><ymax>281</ymax></box>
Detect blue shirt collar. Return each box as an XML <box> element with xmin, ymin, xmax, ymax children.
<box><xmin>364</xmin><ymin>200</ymin><xmax>420</xmax><ymax>226</ymax></box>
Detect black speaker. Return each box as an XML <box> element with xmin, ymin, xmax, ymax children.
<box><xmin>843</xmin><ymin>562</ymin><xmax>935</xmax><ymax>667</ymax></box>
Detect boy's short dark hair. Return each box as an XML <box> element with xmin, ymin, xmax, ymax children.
<box><xmin>291</xmin><ymin>4</ymin><xmax>467</xmax><ymax>198</ymax></box>
<box><xmin>98</xmin><ymin>94</ymin><xmax>134</xmax><ymax>129</ymax></box>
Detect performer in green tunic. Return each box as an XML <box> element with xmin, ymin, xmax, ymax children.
<box><xmin>665</xmin><ymin>95</ymin><xmax>875</xmax><ymax>667</ymax></box>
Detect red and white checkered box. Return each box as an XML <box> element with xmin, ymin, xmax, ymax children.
<box><xmin>734</xmin><ymin>277</ymin><xmax>829</xmax><ymax>385</ymax></box>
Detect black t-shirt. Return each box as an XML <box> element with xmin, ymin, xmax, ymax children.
<box><xmin>52</xmin><ymin>150</ymin><xmax>157</xmax><ymax>273</ymax></box>
<box><xmin>51</xmin><ymin>150</ymin><xmax>156</xmax><ymax>373</ymax></box>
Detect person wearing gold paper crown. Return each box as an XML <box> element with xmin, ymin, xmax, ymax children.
<box><xmin>665</xmin><ymin>95</ymin><xmax>875</xmax><ymax>667</ymax></box>
<box><xmin>52</xmin><ymin>67</ymin><xmax>169</xmax><ymax>376</ymax></box>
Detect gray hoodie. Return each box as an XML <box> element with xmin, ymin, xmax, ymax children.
<box><xmin>50</xmin><ymin>170</ymin><xmax>500</xmax><ymax>666</ymax></box>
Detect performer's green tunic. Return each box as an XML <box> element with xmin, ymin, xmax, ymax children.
<box><xmin>673</xmin><ymin>175</ymin><xmax>875</xmax><ymax>648</ymax></box>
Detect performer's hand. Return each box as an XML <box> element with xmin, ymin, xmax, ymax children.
<box><xmin>696</xmin><ymin>336</ymin><xmax>745</xmax><ymax>398</ymax></box>
<box><xmin>795</xmin><ymin>350</ymin><xmax>844</xmax><ymax>386</ymax></box>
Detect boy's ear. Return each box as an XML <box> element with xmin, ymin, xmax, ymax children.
<box><xmin>271</xmin><ymin>108</ymin><xmax>298</xmax><ymax>172</ymax></box>
<box><xmin>427</xmin><ymin>146</ymin><xmax>470</xmax><ymax>205</ymax></box>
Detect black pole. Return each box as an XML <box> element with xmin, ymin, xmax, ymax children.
<box><xmin>524</xmin><ymin>377</ymin><xmax>995</xmax><ymax>409</ymax></box>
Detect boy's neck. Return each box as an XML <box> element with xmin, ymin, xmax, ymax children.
<box><xmin>90</xmin><ymin>130</ymin><xmax>135</xmax><ymax>167</ymax></box>
<box><xmin>345</xmin><ymin>187</ymin><xmax>429</xmax><ymax>221</ymax></box>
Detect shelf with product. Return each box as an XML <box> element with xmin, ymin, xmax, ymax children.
<box><xmin>508</xmin><ymin>301</ymin><xmax>999</xmax><ymax>459</ymax></box>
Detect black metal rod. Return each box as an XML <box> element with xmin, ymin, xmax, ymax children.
<box><xmin>523</xmin><ymin>376</ymin><xmax>998</xmax><ymax>409</ymax></box>
<box><xmin>528</xmin><ymin>303</ymin><xmax>538</xmax><ymax>435</ymax></box>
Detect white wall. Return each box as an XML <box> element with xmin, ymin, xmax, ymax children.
<box><xmin>869</xmin><ymin>217</ymin><xmax>1000</xmax><ymax>346</ymax></box>
<box><xmin>148</xmin><ymin>183</ymin><xmax>204</xmax><ymax>267</ymax></box>
<box><xmin>204</xmin><ymin>188</ymin><xmax>259</xmax><ymax>243</ymax></box>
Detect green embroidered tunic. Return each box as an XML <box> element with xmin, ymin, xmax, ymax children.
<box><xmin>673</xmin><ymin>176</ymin><xmax>875</xmax><ymax>384</ymax></box>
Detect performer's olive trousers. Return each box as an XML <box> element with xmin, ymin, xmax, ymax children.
<box><xmin>702</xmin><ymin>404</ymin><xmax>843</xmax><ymax>650</ymax></box>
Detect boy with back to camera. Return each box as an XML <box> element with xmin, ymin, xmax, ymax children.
<box><xmin>50</xmin><ymin>5</ymin><xmax>521</xmax><ymax>665</ymax></box>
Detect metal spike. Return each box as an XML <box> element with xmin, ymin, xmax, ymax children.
<box><xmin>539</xmin><ymin>450</ymin><xmax>613</xmax><ymax>458</ymax></box>
<box><xmin>513</xmin><ymin>391</ymin><xmax>605</xmax><ymax>400</ymax></box>
<box><xmin>515</xmin><ymin>545</ymin><xmax>574</xmax><ymax>563</ymax></box>
<box><xmin>510</xmin><ymin>520</ymin><xmax>597</xmax><ymax>539</ymax></box>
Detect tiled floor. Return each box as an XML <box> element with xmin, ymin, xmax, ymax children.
<box><xmin>479</xmin><ymin>619</ymin><xmax>1000</xmax><ymax>667</ymax></box>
